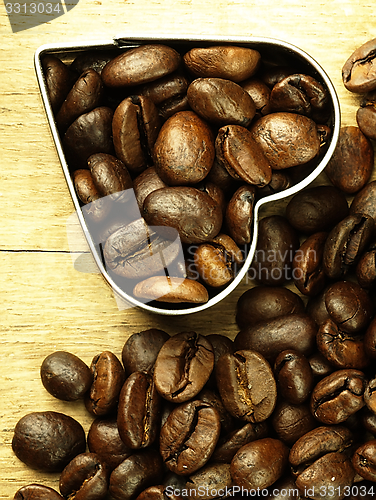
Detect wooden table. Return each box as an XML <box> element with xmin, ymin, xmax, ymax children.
<box><xmin>0</xmin><ymin>1</ymin><xmax>374</xmax><ymax>497</ymax></box>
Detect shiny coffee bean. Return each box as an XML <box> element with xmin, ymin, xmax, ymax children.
<box><xmin>159</xmin><ymin>400</ymin><xmax>221</xmax><ymax>475</ymax></box>
<box><xmin>356</xmin><ymin>242</ymin><xmax>376</xmax><ymax>288</ymax></box>
<box><xmin>308</xmin><ymin>351</ymin><xmax>334</xmax><ymax>379</ymax></box>
<box><xmin>70</xmin><ymin>50</ymin><xmax>114</xmax><ymax>76</ymax></box>
<box><xmin>205</xmin><ymin>333</ymin><xmax>234</xmax><ymax>389</ymax></box>
<box><xmin>12</xmin><ymin>411</ymin><xmax>86</xmax><ymax>472</ymax></box>
<box><xmin>292</xmin><ymin>231</ymin><xmax>327</xmax><ymax>296</ymax></box>
<box><xmin>364</xmin><ymin>378</ymin><xmax>376</xmax><ymax>414</ymax></box>
<box><xmin>87</xmin><ymin>417</ymin><xmax>132</xmax><ymax>471</ymax></box>
<box><xmin>40</xmin><ymin>350</ymin><xmax>92</xmax><ymax>401</ymax></box>
<box><xmin>133</xmin><ymin>166</ymin><xmax>167</xmax><ymax>211</ymax></box>
<box><xmin>352</xmin><ymin>440</ymin><xmax>376</xmax><ymax>481</ymax></box>
<box><xmin>350</xmin><ymin>180</ymin><xmax>376</xmax><ymax>221</ymax></box>
<box><xmin>286</xmin><ymin>185</ymin><xmax>349</xmax><ymax>234</ymax></box>
<box><xmin>364</xmin><ymin>316</ymin><xmax>376</xmax><ymax>358</ymax></box>
<box><xmin>73</xmin><ymin>169</ymin><xmax>102</xmax><ymax>205</ymax></box>
<box><xmin>310</xmin><ymin>369</ymin><xmax>367</xmax><ymax>424</ymax></box>
<box><xmin>225</xmin><ymin>184</ymin><xmax>256</xmax><ymax>245</ymax></box>
<box><xmin>257</xmin><ymin>171</ymin><xmax>291</xmax><ymax>197</ymax></box>
<box><xmin>325</xmin><ymin>126</ymin><xmax>373</xmax><ymax>194</ymax></box>
<box><xmin>153</xmin><ymin>331</ymin><xmax>214</xmax><ymax>403</ymax></box>
<box><xmin>102</xmin><ymin>44</ymin><xmax>181</xmax><ymax>88</ymax></box>
<box><xmin>88</xmin><ymin>153</ymin><xmax>133</xmax><ymax>202</ymax></box>
<box><xmin>216</xmin><ymin>350</ymin><xmax>277</xmax><ymax>422</ymax></box>
<box><xmin>241</xmin><ymin>78</ymin><xmax>272</xmax><ymax>115</ymax></box>
<box><xmin>14</xmin><ymin>484</ymin><xmax>64</xmax><ymax>500</ymax></box>
<box><xmin>59</xmin><ymin>452</ymin><xmax>110</xmax><ymax>500</ymax></box>
<box><xmin>342</xmin><ymin>38</ymin><xmax>376</xmax><ymax>93</ymax></box>
<box><xmin>42</xmin><ymin>55</ymin><xmax>76</xmax><ymax>113</ymax></box>
<box><xmin>271</xmin><ymin>401</ymin><xmax>317</xmax><ymax>445</ymax></box>
<box><xmin>230</xmin><ymin>438</ymin><xmax>289</xmax><ymax>490</ymax></box>
<box><xmin>357</xmin><ymin>102</ymin><xmax>376</xmax><ymax>141</ymax></box>
<box><xmin>117</xmin><ymin>371</ymin><xmax>161</xmax><ymax>449</ymax></box>
<box><xmin>197</xmin><ymin>388</ymin><xmax>234</xmax><ymax>434</ymax></box>
<box><xmin>274</xmin><ymin>350</ymin><xmax>314</xmax><ymax>404</ymax></box>
<box><xmin>85</xmin><ymin>351</ymin><xmax>125</xmax><ymax>416</ymax></box>
<box><xmin>133</xmin><ymin>276</ymin><xmax>209</xmax><ymax>304</ymax></box>
<box><xmin>236</xmin><ymin>286</ymin><xmax>305</xmax><ymax>330</ymax></box>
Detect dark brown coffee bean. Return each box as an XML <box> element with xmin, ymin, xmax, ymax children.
<box><xmin>85</xmin><ymin>351</ymin><xmax>125</xmax><ymax>416</ymax></box>
<box><xmin>310</xmin><ymin>369</ymin><xmax>367</xmax><ymax>424</ymax></box>
<box><xmin>292</xmin><ymin>232</ymin><xmax>327</xmax><ymax>296</ymax></box>
<box><xmin>12</xmin><ymin>411</ymin><xmax>86</xmax><ymax>472</ymax></box>
<box><xmin>215</xmin><ymin>125</ymin><xmax>272</xmax><ymax>187</ymax></box>
<box><xmin>230</xmin><ymin>438</ymin><xmax>289</xmax><ymax>490</ymax></box>
<box><xmin>225</xmin><ymin>185</ymin><xmax>256</xmax><ymax>245</ymax></box>
<box><xmin>305</xmin><ymin>286</ymin><xmax>332</xmax><ymax>326</ymax></box>
<box><xmin>350</xmin><ymin>180</ymin><xmax>376</xmax><ymax>221</ymax></box>
<box><xmin>63</xmin><ymin>106</ymin><xmax>114</xmax><ymax>170</ymax></box>
<box><xmin>109</xmin><ymin>449</ymin><xmax>164</xmax><ymax>500</ymax></box>
<box><xmin>142</xmin><ymin>186</ymin><xmax>223</xmax><ymax>244</ymax></box>
<box><xmin>42</xmin><ymin>55</ymin><xmax>76</xmax><ymax>113</ymax></box>
<box><xmin>117</xmin><ymin>371</ymin><xmax>161</xmax><ymax>449</ymax></box>
<box><xmin>87</xmin><ymin>417</ymin><xmax>132</xmax><ymax>471</ymax></box>
<box><xmin>59</xmin><ymin>452</ymin><xmax>110</xmax><ymax>500</ymax></box>
<box><xmin>274</xmin><ymin>350</ymin><xmax>314</xmax><ymax>404</ymax></box>
<box><xmin>216</xmin><ymin>350</ymin><xmax>277</xmax><ymax>422</ymax></box>
<box><xmin>205</xmin><ymin>158</ymin><xmax>240</xmax><ymax>194</ymax></box>
<box><xmin>133</xmin><ymin>276</ymin><xmax>209</xmax><ymax>304</ymax></box>
<box><xmin>70</xmin><ymin>51</ymin><xmax>114</xmax><ymax>76</ymax></box>
<box><xmin>250</xmin><ymin>112</ymin><xmax>321</xmax><ymax>169</ymax></box>
<box><xmin>88</xmin><ymin>153</ymin><xmax>133</xmax><ymax>202</ymax></box>
<box><xmin>323</xmin><ymin>213</ymin><xmax>375</xmax><ymax>280</ymax></box>
<box><xmin>365</xmin><ymin>316</ymin><xmax>376</xmax><ymax>358</ymax></box>
<box><xmin>271</xmin><ymin>401</ymin><xmax>317</xmax><ymax>445</ymax></box>
<box><xmin>250</xmin><ymin>215</ymin><xmax>300</xmax><ymax>286</ymax></box>
<box><xmin>235</xmin><ymin>314</ymin><xmax>317</xmax><ymax>363</ymax></box>
<box><xmin>325</xmin><ymin>126</ymin><xmax>374</xmax><ymax>194</ymax></box>
<box><xmin>183</xmin><ymin>46</ymin><xmax>261</xmax><ymax>82</ymax></box>
<box><xmin>122</xmin><ymin>329</ymin><xmax>170</xmax><ymax>376</ymax></box>
<box><xmin>236</xmin><ymin>286</ymin><xmax>305</xmax><ymax>330</ymax></box>
<box><xmin>342</xmin><ymin>38</ymin><xmax>376</xmax><ymax>93</ymax></box>
<box><xmin>153</xmin><ymin>111</ymin><xmax>215</xmax><ymax>185</ymax></box>
<box><xmin>356</xmin><ymin>242</ymin><xmax>376</xmax><ymax>288</ymax></box>
<box><xmin>257</xmin><ymin>171</ymin><xmax>291</xmax><ymax>197</ymax></box>
<box><xmin>102</xmin><ymin>44</ymin><xmax>181</xmax><ymax>88</ymax></box>
<box><xmin>205</xmin><ymin>334</ymin><xmax>234</xmax><ymax>389</ymax></box>
<box><xmin>14</xmin><ymin>484</ymin><xmax>64</xmax><ymax>499</ymax></box>
<box><xmin>241</xmin><ymin>78</ymin><xmax>272</xmax><ymax>115</ymax></box>
<box><xmin>324</xmin><ymin>280</ymin><xmax>374</xmax><ymax>333</ymax></box>
<box><xmin>352</xmin><ymin>440</ymin><xmax>376</xmax><ymax>481</ymax></box>
<box><xmin>197</xmin><ymin>388</ymin><xmax>235</xmax><ymax>434</ymax></box>
<box><xmin>308</xmin><ymin>352</ymin><xmax>334</xmax><ymax>379</ymax></box>
<box><xmin>187</xmin><ymin>77</ymin><xmax>256</xmax><ymax>127</ymax></box>
<box><xmin>160</xmin><ymin>400</ymin><xmax>221</xmax><ymax>475</ymax></box>
<box><xmin>40</xmin><ymin>351</ymin><xmax>92</xmax><ymax>401</ymax></box>
<box><xmin>133</xmin><ymin>167</ymin><xmax>168</xmax><ymax>211</ymax></box>
<box><xmin>357</xmin><ymin>103</ymin><xmax>376</xmax><ymax>140</ymax></box>
<box><xmin>286</xmin><ymin>185</ymin><xmax>349</xmax><ymax>234</ymax></box>
<box><xmin>73</xmin><ymin>169</ymin><xmax>102</xmax><ymax>205</ymax></box>
<box><xmin>135</xmin><ymin>485</ymin><xmax>172</xmax><ymax>500</ymax></box>
<box><xmin>56</xmin><ymin>69</ymin><xmax>103</xmax><ymax>133</ymax></box>
<box><xmin>316</xmin><ymin>319</ymin><xmax>370</xmax><ymax>370</ymax></box>
<box><xmin>154</xmin><ymin>331</ymin><xmax>214</xmax><ymax>403</ymax></box>
<box><xmin>185</xmin><ymin>463</ymin><xmax>232</xmax><ymax>500</ymax></box>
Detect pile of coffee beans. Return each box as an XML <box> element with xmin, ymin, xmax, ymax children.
<box><xmin>42</xmin><ymin>41</ymin><xmax>333</xmax><ymax>306</ymax></box>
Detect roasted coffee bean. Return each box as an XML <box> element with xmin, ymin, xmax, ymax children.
<box><xmin>122</xmin><ymin>329</ymin><xmax>170</xmax><ymax>376</ymax></box>
<box><xmin>225</xmin><ymin>184</ymin><xmax>256</xmax><ymax>245</ymax></box>
<box><xmin>88</xmin><ymin>153</ymin><xmax>133</xmax><ymax>202</ymax></box>
<box><xmin>230</xmin><ymin>438</ymin><xmax>289</xmax><ymax>490</ymax></box>
<box><xmin>364</xmin><ymin>316</ymin><xmax>376</xmax><ymax>358</ymax></box>
<box><xmin>12</xmin><ymin>411</ymin><xmax>86</xmax><ymax>472</ymax></box>
<box><xmin>350</xmin><ymin>180</ymin><xmax>376</xmax><ymax>221</ymax></box>
<box><xmin>137</xmin><ymin>71</ymin><xmax>188</xmax><ymax>107</ymax></box>
<box><xmin>250</xmin><ymin>215</ymin><xmax>300</xmax><ymax>286</ymax></box>
<box><xmin>323</xmin><ymin>213</ymin><xmax>375</xmax><ymax>280</ymax></box>
<box><xmin>56</xmin><ymin>69</ymin><xmax>103</xmax><ymax>133</ymax></box>
<box><xmin>133</xmin><ymin>276</ymin><xmax>209</xmax><ymax>304</ymax></box>
<box><xmin>85</xmin><ymin>351</ymin><xmax>125</xmax><ymax>416</ymax></box>
<box><xmin>87</xmin><ymin>417</ymin><xmax>132</xmax><ymax>470</ymax></box>
<box><xmin>271</xmin><ymin>401</ymin><xmax>317</xmax><ymax>445</ymax></box>
<box><xmin>325</xmin><ymin>126</ymin><xmax>373</xmax><ymax>194</ymax></box>
<box><xmin>364</xmin><ymin>378</ymin><xmax>376</xmax><ymax>414</ymax></box>
<box><xmin>216</xmin><ymin>350</ymin><xmax>277</xmax><ymax>422</ymax></box>
<box><xmin>109</xmin><ymin>449</ymin><xmax>164</xmax><ymax>500</ymax></box>
<box><xmin>270</xmin><ymin>73</ymin><xmax>330</xmax><ymax>121</ymax></box>
<box><xmin>310</xmin><ymin>369</ymin><xmax>367</xmax><ymax>424</ymax></box>
<box><xmin>103</xmin><ymin>218</ymin><xmax>181</xmax><ymax>280</ymax></box>
<box><xmin>286</xmin><ymin>185</ymin><xmax>349</xmax><ymax>234</ymax></box>
<box><xmin>205</xmin><ymin>158</ymin><xmax>240</xmax><ymax>194</ymax></box>
<box><xmin>357</xmin><ymin>101</ymin><xmax>376</xmax><ymax>141</ymax></box>
<box><xmin>235</xmin><ymin>314</ymin><xmax>317</xmax><ymax>363</ymax></box>
<box><xmin>257</xmin><ymin>171</ymin><xmax>291</xmax><ymax>197</ymax></box>
<box><xmin>212</xmin><ymin>421</ymin><xmax>268</xmax><ymax>463</ymax></box>
<box><xmin>153</xmin><ymin>331</ymin><xmax>214</xmax><ymax>403</ymax></box>
<box><xmin>73</xmin><ymin>169</ymin><xmax>102</xmax><ymax>205</ymax></box>
<box><xmin>117</xmin><ymin>371</ymin><xmax>161</xmax><ymax>449</ymax></box>
<box><xmin>352</xmin><ymin>440</ymin><xmax>376</xmax><ymax>481</ymax></box>
<box><xmin>42</xmin><ymin>55</ymin><xmax>76</xmax><ymax>113</ymax></box>
<box><xmin>342</xmin><ymin>38</ymin><xmax>376</xmax><ymax>93</ymax></box>
<box><xmin>40</xmin><ymin>350</ymin><xmax>92</xmax><ymax>401</ymax></box>
<box><xmin>102</xmin><ymin>44</ymin><xmax>181</xmax><ymax>88</ymax></box>
<box><xmin>316</xmin><ymin>319</ymin><xmax>370</xmax><ymax>370</ymax></box>
<box><xmin>183</xmin><ymin>45</ymin><xmax>261</xmax><ymax>82</ymax></box>
<box><xmin>295</xmin><ymin>452</ymin><xmax>355</xmax><ymax>500</ymax></box>
<box><xmin>250</xmin><ymin>112</ymin><xmax>321</xmax><ymax>169</ymax></box>
<box><xmin>306</xmin><ymin>286</ymin><xmax>332</xmax><ymax>326</ymax></box>
<box><xmin>159</xmin><ymin>400</ymin><xmax>221</xmax><ymax>475</ymax></box>
<box><xmin>14</xmin><ymin>484</ymin><xmax>64</xmax><ymax>500</ymax></box>
<box><xmin>142</xmin><ymin>186</ymin><xmax>223</xmax><ymax>244</ymax></box>
<box><xmin>241</xmin><ymin>78</ymin><xmax>272</xmax><ymax>115</ymax></box>
<box><xmin>236</xmin><ymin>286</ymin><xmax>305</xmax><ymax>330</ymax></box>
<box><xmin>70</xmin><ymin>50</ymin><xmax>114</xmax><ymax>76</ymax></box>
<box><xmin>112</xmin><ymin>95</ymin><xmax>161</xmax><ymax>175</ymax></box>
<box><xmin>308</xmin><ymin>351</ymin><xmax>334</xmax><ymax>379</ymax></box>
<box><xmin>274</xmin><ymin>350</ymin><xmax>314</xmax><ymax>404</ymax></box>
<box><xmin>215</xmin><ymin>124</ymin><xmax>272</xmax><ymax>187</ymax></box>
<box><xmin>205</xmin><ymin>333</ymin><xmax>234</xmax><ymax>389</ymax></box>
<box><xmin>153</xmin><ymin>110</ymin><xmax>215</xmax><ymax>185</ymax></box>
<box><xmin>133</xmin><ymin>167</ymin><xmax>168</xmax><ymax>211</ymax></box>
<box><xmin>135</xmin><ymin>485</ymin><xmax>174</xmax><ymax>500</ymax></box>
<box><xmin>63</xmin><ymin>106</ymin><xmax>114</xmax><ymax>170</ymax></box>
<box><xmin>187</xmin><ymin>77</ymin><xmax>256</xmax><ymax>127</ymax></box>
<box><xmin>292</xmin><ymin>231</ymin><xmax>327</xmax><ymax>296</ymax></box>
<box><xmin>356</xmin><ymin>242</ymin><xmax>376</xmax><ymax>288</ymax></box>
<box><xmin>185</xmin><ymin>463</ymin><xmax>232</xmax><ymax>500</ymax></box>
<box><xmin>59</xmin><ymin>452</ymin><xmax>110</xmax><ymax>500</ymax></box>
<box><xmin>197</xmin><ymin>388</ymin><xmax>234</xmax><ymax>434</ymax></box>
<box><xmin>324</xmin><ymin>280</ymin><xmax>374</xmax><ymax>333</ymax></box>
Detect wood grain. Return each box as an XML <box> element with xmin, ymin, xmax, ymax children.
<box><xmin>1</xmin><ymin>0</ymin><xmax>376</xmax><ymax>497</ymax></box>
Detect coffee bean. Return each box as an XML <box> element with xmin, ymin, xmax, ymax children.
<box><xmin>342</xmin><ymin>38</ymin><xmax>376</xmax><ymax>93</ymax></box>
<box><xmin>274</xmin><ymin>350</ymin><xmax>314</xmax><ymax>404</ymax></box>
<box><xmin>14</xmin><ymin>484</ymin><xmax>64</xmax><ymax>499</ymax></box>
